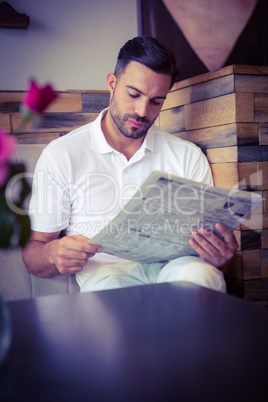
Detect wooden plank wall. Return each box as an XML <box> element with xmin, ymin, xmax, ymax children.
<box><xmin>158</xmin><ymin>65</ymin><xmax>268</xmax><ymax>306</ymax></box>
<box><xmin>0</xmin><ymin>90</ymin><xmax>110</xmax><ymax>143</ymax></box>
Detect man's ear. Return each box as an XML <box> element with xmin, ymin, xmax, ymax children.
<box><xmin>106</xmin><ymin>73</ymin><xmax>116</xmax><ymax>94</ymax></box>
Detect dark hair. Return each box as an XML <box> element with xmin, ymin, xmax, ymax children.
<box><xmin>114</xmin><ymin>36</ymin><xmax>179</xmax><ymax>89</ymax></box>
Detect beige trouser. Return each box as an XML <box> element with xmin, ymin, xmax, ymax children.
<box><xmin>80</xmin><ymin>256</ymin><xmax>226</xmax><ymax>294</ymax></box>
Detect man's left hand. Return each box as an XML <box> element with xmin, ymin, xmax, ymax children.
<box><xmin>189</xmin><ymin>223</ymin><xmax>238</xmax><ymax>274</ymax></box>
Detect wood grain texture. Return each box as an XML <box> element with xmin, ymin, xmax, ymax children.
<box><xmin>238</xmin><ymin>145</ymin><xmax>268</xmax><ymax>162</ymax></box>
<box><xmin>237</xmin><ymin>162</ymin><xmax>259</xmax><ymax>190</ymax></box>
<box><xmin>190</xmin><ymin>74</ymin><xmax>234</xmax><ymax>103</ymax></box>
<box><xmin>233</xmin><ymin>65</ymin><xmax>268</xmax><ymax>75</ymax></box>
<box><xmin>159</xmin><ymin>106</ymin><xmax>185</xmax><ymax>133</ymax></box>
<box><xmin>263</xmin><ymin>191</ymin><xmax>268</xmax><ymax>213</ymax></box>
<box><xmin>171</xmin><ymin>65</ymin><xmax>235</xmax><ymax>91</ymax></box>
<box><xmin>240</xmin><ymin>213</ymin><xmax>266</xmax><ymax>230</ymax></box>
<box><xmin>162</xmin><ymin>87</ymin><xmax>190</xmax><ymax>110</ymax></box>
<box><xmin>171</xmin><ymin>66</ymin><xmax>268</xmax><ymax>93</ymax></box>
<box><xmin>173</xmin><ymin>123</ymin><xmax>238</xmax><ymax>149</ymax></box>
<box><xmin>0</xmin><ymin>92</ymin><xmax>23</xmax><ymax>113</ymax></box>
<box><xmin>235</xmin><ymin>93</ymin><xmax>254</xmax><ymax>122</ymax></box>
<box><xmin>210</xmin><ymin>162</ymin><xmax>239</xmax><ymax>189</ymax></box>
<box><xmin>185</xmin><ymin>93</ymin><xmax>236</xmax><ymax>130</ymax></box>
<box><xmin>82</xmin><ymin>92</ymin><xmax>110</xmax><ymax>113</ymax></box>
<box><xmin>237</xmin><ymin>123</ymin><xmax>259</xmax><ymax>145</ymax></box>
<box><xmin>16</xmin><ymin>133</ymin><xmax>60</xmax><ymax>144</ymax></box>
<box><xmin>47</xmin><ymin>93</ymin><xmax>82</xmax><ymax>113</ymax></box>
<box><xmin>0</xmin><ymin>113</ymin><xmax>10</xmax><ymax>132</ymax></box>
<box><xmin>259</xmin><ymin>123</ymin><xmax>268</xmax><ymax>145</ymax></box>
<box><xmin>242</xmin><ymin>249</ymin><xmax>261</xmax><ymax>280</ymax></box>
<box><xmin>244</xmin><ymin>278</ymin><xmax>268</xmax><ymax>301</ymax></box>
<box><xmin>10</xmin><ymin>113</ymin><xmax>98</xmax><ymax>133</ymax></box>
<box><xmin>241</xmin><ymin>230</ymin><xmax>261</xmax><ymax>250</ymax></box>
<box><xmin>235</xmin><ymin>74</ymin><xmax>268</xmax><ymax>93</ymax></box>
<box><xmin>225</xmin><ymin>251</ymin><xmax>243</xmax><ymax>280</ymax></box>
<box><xmin>261</xmin><ymin>249</ymin><xmax>268</xmax><ymax>277</ymax></box>
<box><xmin>255</xmin><ymin>94</ymin><xmax>268</xmax><ymax>122</ymax></box>
<box><xmin>205</xmin><ymin>146</ymin><xmax>237</xmax><ymax>163</ymax></box>
<box><xmin>257</xmin><ymin>162</ymin><xmax>268</xmax><ymax>190</ymax></box>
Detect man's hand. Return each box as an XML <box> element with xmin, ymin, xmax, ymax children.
<box><xmin>50</xmin><ymin>235</ymin><xmax>102</xmax><ymax>276</ymax></box>
<box><xmin>189</xmin><ymin>223</ymin><xmax>238</xmax><ymax>274</ymax></box>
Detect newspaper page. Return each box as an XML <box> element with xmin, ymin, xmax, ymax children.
<box><xmin>89</xmin><ymin>171</ymin><xmax>263</xmax><ymax>263</ymax></box>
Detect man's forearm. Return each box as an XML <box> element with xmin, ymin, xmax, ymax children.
<box><xmin>22</xmin><ymin>239</ymin><xmax>59</xmax><ymax>278</ymax></box>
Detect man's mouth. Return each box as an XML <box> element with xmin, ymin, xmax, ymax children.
<box><xmin>127</xmin><ymin>118</ymin><xmax>147</xmax><ymax>128</ymax></box>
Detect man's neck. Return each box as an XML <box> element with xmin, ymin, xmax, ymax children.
<box><xmin>101</xmin><ymin>110</ymin><xmax>145</xmax><ymax>161</ymax></box>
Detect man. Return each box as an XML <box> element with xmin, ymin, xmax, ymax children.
<box><xmin>22</xmin><ymin>36</ymin><xmax>238</xmax><ymax>293</ymax></box>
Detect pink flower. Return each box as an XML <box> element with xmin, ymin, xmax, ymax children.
<box><xmin>23</xmin><ymin>79</ymin><xmax>58</xmax><ymax>114</ymax></box>
<box><xmin>0</xmin><ymin>129</ymin><xmax>17</xmax><ymax>186</ymax></box>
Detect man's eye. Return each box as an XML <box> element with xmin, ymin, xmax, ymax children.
<box><xmin>151</xmin><ymin>100</ymin><xmax>161</xmax><ymax>106</ymax></box>
<box><xmin>129</xmin><ymin>93</ymin><xmax>139</xmax><ymax>98</ymax></box>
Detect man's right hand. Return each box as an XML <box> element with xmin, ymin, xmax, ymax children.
<box><xmin>50</xmin><ymin>234</ymin><xmax>102</xmax><ymax>275</ymax></box>
<box><xmin>22</xmin><ymin>231</ymin><xmax>103</xmax><ymax>278</ymax></box>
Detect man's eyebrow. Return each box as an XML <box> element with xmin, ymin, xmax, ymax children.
<box><xmin>126</xmin><ymin>85</ymin><xmax>167</xmax><ymax>100</ymax></box>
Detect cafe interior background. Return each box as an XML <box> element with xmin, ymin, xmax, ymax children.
<box><xmin>0</xmin><ymin>0</ymin><xmax>267</xmax><ymax>91</ymax></box>
<box><xmin>0</xmin><ymin>0</ymin><xmax>268</xmax><ymax>305</ymax></box>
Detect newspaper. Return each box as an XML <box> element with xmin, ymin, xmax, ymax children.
<box><xmin>89</xmin><ymin>171</ymin><xmax>263</xmax><ymax>263</ymax></box>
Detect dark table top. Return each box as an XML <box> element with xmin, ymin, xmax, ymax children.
<box><xmin>1</xmin><ymin>281</ymin><xmax>268</xmax><ymax>402</ymax></box>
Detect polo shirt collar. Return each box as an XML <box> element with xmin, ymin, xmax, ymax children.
<box><xmin>91</xmin><ymin>108</ymin><xmax>155</xmax><ymax>154</ymax></box>
<box><xmin>91</xmin><ymin>109</ymin><xmax>112</xmax><ymax>154</ymax></box>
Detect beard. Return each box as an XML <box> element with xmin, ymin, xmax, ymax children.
<box><xmin>109</xmin><ymin>93</ymin><xmax>157</xmax><ymax>140</ymax></box>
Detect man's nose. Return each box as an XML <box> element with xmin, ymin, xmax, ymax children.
<box><xmin>135</xmin><ymin>98</ymin><xmax>148</xmax><ymax>117</ymax></box>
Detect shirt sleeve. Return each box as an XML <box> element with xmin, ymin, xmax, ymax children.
<box><xmin>184</xmin><ymin>144</ymin><xmax>214</xmax><ymax>187</ymax></box>
<box><xmin>28</xmin><ymin>149</ymin><xmax>71</xmax><ymax>233</ymax></box>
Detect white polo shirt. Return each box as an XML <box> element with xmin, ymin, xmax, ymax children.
<box><xmin>29</xmin><ymin>109</ymin><xmax>213</xmax><ymax>286</ymax></box>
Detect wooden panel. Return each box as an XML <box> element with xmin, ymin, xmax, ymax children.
<box><xmin>185</xmin><ymin>93</ymin><xmax>236</xmax><ymax>131</ymax></box>
<box><xmin>237</xmin><ymin>162</ymin><xmax>258</xmax><ymax>190</ymax></box>
<box><xmin>244</xmin><ymin>278</ymin><xmax>268</xmax><ymax>301</ymax></box>
<box><xmin>262</xmin><ymin>229</ymin><xmax>268</xmax><ymax>249</ymax></box>
<box><xmin>0</xmin><ymin>92</ymin><xmax>23</xmax><ymax>112</ymax></box>
<box><xmin>173</xmin><ymin>123</ymin><xmax>237</xmax><ymax>149</ymax></box>
<box><xmin>162</xmin><ymin>87</ymin><xmax>190</xmax><ymax>110</ymax></box>
<box><xmin>172</xmin><ymin>66</ymin><xmax>268</xmax><ymax>93</ymax></box>
<box><xmin>190</xmin><ymin>74</ymin><xmax>234</xmax><ymax>103</ymax></box>
<box><xmin>225</xmin><ymin>251</ymin><xmax>243</xmax><ymax>280</ymax></box>
<box><xmin>263</xmin><ymin>191</ymin><xmax>268</xmax><ymax>212</ymax></box>
<box><xmin>235</xmin><ymin>93</ymin><xmax>254</xmax><ymax>122</ymax></box>
<box><xmin>159</xmin><ymin>106</ymin><xmax>185</xmax><ymax>133</ymax></box>
<box><xmin>47</xmin><ymin>93</ymin><xmax>82</xmax><ymax>113</ymax></box>
<box><xmin>240</xmin><ymin>214</ymin><xmax>266</xmax><ymax>230</ymax></box>
<box><xmin>0</xmin><ymin>113</ymin><xmax>10</xmax><ymax>132</ymax></box>
<box><xmin>261</xmin><ymin>249</ymin><xmax>268</xmax><ymax>277</ymax></box>
<box><xmin>82</xmin><ymin>93</ymin><xmax>110</xmax><ymax>113</ymax></box>
<box><xmin>255</xmin><ymin>94</ymin><xmax>268</xmax><ymax>122</ymax></box>
<box><xmin>10</xmin><ymin>113</ymin><xmax>98</xmax><ymax>134</ymax></box>
<box><xmin>205</xmin><ymin>147</ymin><xmax>237</xmax><ymax>163</ymax></box>
<box><xmin>251</xmin><ymin>192</ymin><xmax>264</xmax><ymax>214</ymax></box>
<box><xmin>238</xmin><ymin>145</ymin><xmax>268</xmax><ymax>162</ymax></box>
<box><xmin>0</xmin><ymin>92</ymin><xmax>83</xmax><ymax>113</ymax></box>
<box><xmin>235</xmin><ymin>74</ymin><xmax>268</xmax><ymax>93</ymax></box>
<box><xmin>210</xmin><ymin>163</ymin><xmax>238</xmax><ymax>189</ymax></box>
<box><xmin>241</xmin><ymin>230</ymin><xmax>261</xmax><ymax>250</ymax></box>
<box><xmin>259</xmin><ymin>123</ymin><xmax>268</xmax><ymax>145</ymax></box>
<box><xmin>233</xmin><ymin>65</ymin><xmax>268</xmax><ymax>75</ymax></box>
<box><xmin>237</xmin><ymin>123</ymin><xmax>259</xmax><ymax>146</ymax></box>
<box><xmin>16</xmin><ymin>133</ymin><xmax>60</xmax><ymax>144</ymax></box>
<box><xmin>242</xmin><ymin>249</ymin><xmax>261</xmax><ymax>280</ymax></box>
<box><xmin>171</xmin><ymin>65</ymin><xmax>234</xmax><ymax>91</ymax></box>
<box><xmin>258</xmin><ymin>162</ymin><xmax>268</xmax><ymax>191</ymax></box>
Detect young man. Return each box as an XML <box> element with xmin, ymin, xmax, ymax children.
<box><xmin>22</xmin><ymin>36</ymin><xmax>238</xmax><ymax>293</ymax></box>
